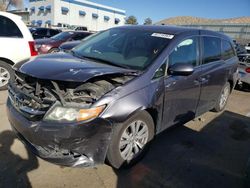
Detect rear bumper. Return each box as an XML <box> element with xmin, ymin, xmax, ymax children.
<box><xmin>238</xmin><ymin>67</ymin><xmax>250</xmax><ymax>85</ymax></box>
<box><xmin>7</xmin><ymin>99</ymin><xmax>113</xmax><ymax>167</ymax></box>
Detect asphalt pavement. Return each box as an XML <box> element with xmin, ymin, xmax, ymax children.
<box><xmin>0</xmin><ymin>89</ymin><xmax>250</xmax><ymax>188</ymax></box>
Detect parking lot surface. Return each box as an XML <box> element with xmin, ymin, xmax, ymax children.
<box><xmin>0</xmin><ymin>90</ymin><xmax>250</xmax><ymax>188</ymax></box>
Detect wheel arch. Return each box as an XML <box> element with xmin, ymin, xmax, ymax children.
<box><xmin>145</xmin><ymin>107</ymin><xmax>160</xmax><ymax>134</ymax></box>
<box><xmin>228</xmin><ymin>79</ymin><xmax>234</xmax><ymax>92</ymax></box>
<box><xmin>119</xmin><ymin>107</ymin><xmax>160</xmax><ymax>134</ymax></box>
<box><xmin>0</xmin><ymin>57</ymin><xmax>15</xmax><ymax>66</ymax></box>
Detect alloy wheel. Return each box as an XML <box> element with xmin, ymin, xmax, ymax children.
<box><xmin>219</xmin><ymin>85</ymin><xmax>230</xmax><ymax>110</ymax></box>
<box><xmin>0</xmin><ymin>67</ymin><xmax>10</xmax><ymax>87</ymax></box>
<box><xmin>119</xmin><ymin>120</ymin><xmax>149</xmax><ymax>161</ymax></box>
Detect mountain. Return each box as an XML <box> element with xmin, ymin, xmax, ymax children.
<box><xmin>156</xmin><ymin>16</ymin><xmax>250</xmax><ymax>25</ymax></box>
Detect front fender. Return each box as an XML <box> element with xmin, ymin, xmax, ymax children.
<box><xmin>100</xmin><ymin>78</ymin><xmax>165</xmax><ymax>132</ymax></box>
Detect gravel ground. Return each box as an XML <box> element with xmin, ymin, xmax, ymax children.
<box><xmin>0</xmin><ymin>89</ymin><xmax>250</xmax><ymax>188</ymax></box>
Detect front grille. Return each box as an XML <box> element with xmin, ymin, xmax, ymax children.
<box><xmin>8</xmin><ymin>71</ymin><xmax>57</xmax><ymax>121</ymax></box>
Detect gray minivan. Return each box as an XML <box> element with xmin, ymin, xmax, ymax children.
<box><xmin>7</xmin><ymin>26</ymin><xmax>238</xmax><ymax>169</ymax></box>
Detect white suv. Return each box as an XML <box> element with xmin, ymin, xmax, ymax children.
<box><xmin>0</xmin><ymin>11</ymin><xmax>37</xmax><ymax>90</ymax></box>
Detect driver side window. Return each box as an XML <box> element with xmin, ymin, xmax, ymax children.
<box><xmin>169</xmin><ymin>37</ymin><xmax>199</xmax><ymax>67</ymax></box>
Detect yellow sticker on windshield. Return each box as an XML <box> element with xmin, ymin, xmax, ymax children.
<box><xmin>151</xmin><ymin>33</ymin><xmax>174</xmax><ymax>39</ymax></box>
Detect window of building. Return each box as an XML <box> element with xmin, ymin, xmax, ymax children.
<box><xmin>92</xmin><ymin>13</ymin><xmax>99</xmax><ymax>19</ymax></box>
<box><xmin>222</xmin><ymin>40</ymin><xmax>235</xmax><ymax>60</ymax></box>
<box><xmin>104</xmin><ymin>16</ymin><xmax>110</xmax><ymax>21</ymax></box>
<box><xmin>169</xmin><ymin>37</ymin><xmax>199</xmax><ymax>67</ymax></box>
<box><xmin>115</xmin><ymin>18</ymin><xmax>120</xmax><ymax>25</ymax></box>
<box><xmin>202</xmin><ymin>36</ymin><xmax>221</xmax><ymax>64</ymax></box>
<box><xmin>30</xmin><ymin>7</ymin><xmax>35</xmax><ymax>13</ymax></box>
<box><xmin>0</xmin><ymin>15</ymin><xmax>23</xmax><ymax>38</ymax></box>
<box><xmin>38</xmin><ymin>6</ymin><xmax>45</xmax><ymax>11</ymax></box>
<box><xmin>61</xmin><ymin>7</ymin><xmax>69</xmax><ymax>14</ymax></box>
<box><xmin>46</xmin><ymin>5</ymin><xmax>51</xmax><ymax>12</ymax></box>
<box><xmin>79</xmin><ymin>10</ymin><xmax>86</xmax><ymax>16</ymax></box>
<box><xmin>36</xmin><ymin>20</ymin><xmax>42</xmax><ymax>26</ymax></box>
<box><xmin>31</xmin><ymin>20</ymin><xmax>36</xmax><ymax>26</ymax></box>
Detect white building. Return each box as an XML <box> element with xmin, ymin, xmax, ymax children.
<box><xmin>29</xmin><ymin>0</ymin><xmax>126</xmax><ymax>31</ymax></box>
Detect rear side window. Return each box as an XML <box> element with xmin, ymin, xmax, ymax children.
<box><xmin>50</xmin><ymin>29</ymin><xmax>60</xmax><ymax>36</ymax></box>
<box><xmin>202</xmin><ymin>36</ymin><xmax>221</xmax><ymax>64</ymax></box>
<box><xmin>222</xmin><ymin>40</ymin><xmax>235</xmax><ymax>60</ymax></box>
<box><xmin>35</xmin><ymin>29</ymin><xmax>48</xmax><ymax>35</ymax></box>
<box><xmin>0</xmin><ymin>15</ymin><xmax>23</xmax><ymax>38</ymax></box>
<box><xmin>169</xmin><ymin>37</ymin><xmax>199</xmax><ymax>67</ymax></box>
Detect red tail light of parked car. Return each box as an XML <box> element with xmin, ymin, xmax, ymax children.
<box><xmin>28</xmin><ymin>41</ymin><xmax>38</xmax><ymax>56</ymax></box>
<box><xmin>245</xmin><ymin>67</ymin><xmax>250</xmax><ymax>73</ymax></box>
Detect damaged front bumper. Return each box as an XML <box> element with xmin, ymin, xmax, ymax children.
<box><xmin>7</xmin><ymin>99</ymin><xmax>113</xmax><ymax>167</ymax></box>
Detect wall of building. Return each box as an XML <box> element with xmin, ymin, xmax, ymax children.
<box><xmin>29</xmin><ymin>0</ymin><xmax>54</xmax><ymax>27</ymax></box>
<box><xmin>29</xmin><ymin>0</ymin><xmax>126</xmax><ymax>31</ymax></box>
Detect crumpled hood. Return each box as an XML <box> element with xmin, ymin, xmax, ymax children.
<box><xmin>13</xmin><ymin>53</ymin><xmax>135</xmax><ymax>82</ymax></box>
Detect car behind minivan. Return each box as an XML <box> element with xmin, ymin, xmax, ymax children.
<box><xmin>7</xmin><ymin>26</ymin><xmax>238</xmax><ymax>169</ymax></box>
<box><xmin>29</xmin><ymin>27</ymin><xmax>61</xmax><ymax>39</ymax></box>
<box><xmin>35</xmin><ymin>31</ymin><xmax>92</xmax><ymax>54</ymax></box>
<box><xmin>0</xmin><ymin>11</ymin><xmax>37</xmax><ymax>90</ymax></box>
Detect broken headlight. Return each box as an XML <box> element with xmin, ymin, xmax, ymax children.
<box><xmin>45</xmin><ymin>105</ymin><xmax>105</xmax><ymax>122</ymax></box>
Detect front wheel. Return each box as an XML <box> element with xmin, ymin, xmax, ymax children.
<box><xmin>213</xmin><ymin>82</ymin><xmax>231</xmax><ymax>112</ymax></box>
<box><xmin>106</xmin><ymin>111</ymin><xmax>155</xmax><ymax>169</ymax></box>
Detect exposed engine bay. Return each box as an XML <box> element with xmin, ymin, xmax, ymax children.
<box><xmin>8</xmin><ymin>71</ymin><xmax>135</xmax><ymax>120</ymax></box>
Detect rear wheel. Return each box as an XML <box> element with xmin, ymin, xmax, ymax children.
<box><xmin>107</xmin><ymin>111</ymin><xmax>155</xmax><ymax>169</ymax></box>
<box><xmin>213</xmin><ymin>82</ymin><xmax>231</xmax><ymax>112</ymax></box>
<box><xmin>0</xmin><ymin>61</ymin><xmax>13</xmax><ymax>90</ymax></box>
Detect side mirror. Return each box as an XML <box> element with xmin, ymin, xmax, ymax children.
<box><xmin>168</xmin><ymin>63</ymin><xmax>194</xmax><ymax>76</ymax></box>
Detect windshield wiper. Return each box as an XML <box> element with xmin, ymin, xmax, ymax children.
<box><xmin>77</xmin><ymin>55</ymin><xmax>131</xmax><ymax>69</ymax></box>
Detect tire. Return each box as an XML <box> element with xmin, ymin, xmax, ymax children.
<box><xmin>48</xmin><ymin>48</ymin><xmax>59</xmax><ymax>53</ymax></box>
<box><xmin>213</xmin><ymin>82</ymin><xmax>231</xmax><ymax>112</ymax></box>
<box><xmin>242</xmin><ymin>82</ymin><xmax>250</xmax><ymax>90</ymax></box>
<box><xmin>106</xmin><ymin>111</ymin><xmax>155</xmax><ymax>169</ymax></box>
<box><xmin>0</xmin><ymin>61</ymin><xmax>13</xmax><ymax>91</ymax></box>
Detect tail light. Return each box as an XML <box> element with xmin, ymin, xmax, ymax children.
<box><xmin>28</xmin><ymin>41</ymin><xmax>38</xmax><ymax>56</ymax></box>
<box><xmin>246</xmin><ymin>67</ymin><xmax>250</xmax><ymax>73</ymax></box>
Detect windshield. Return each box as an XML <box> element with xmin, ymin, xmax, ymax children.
<box><xmin>51</xmin><ymin>31</ymin><xmax>73</xmax><ymax>40</ymax></box>
<box><xmin>73</xmin><ymin>28</ymin><xmax>172</xmax><ymax>70</ymax></box>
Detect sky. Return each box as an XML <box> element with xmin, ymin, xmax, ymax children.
<box><xmin>24</xmin><ymin>0</ymin><xmax>250</xmax><ymax>24</ymax></box>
